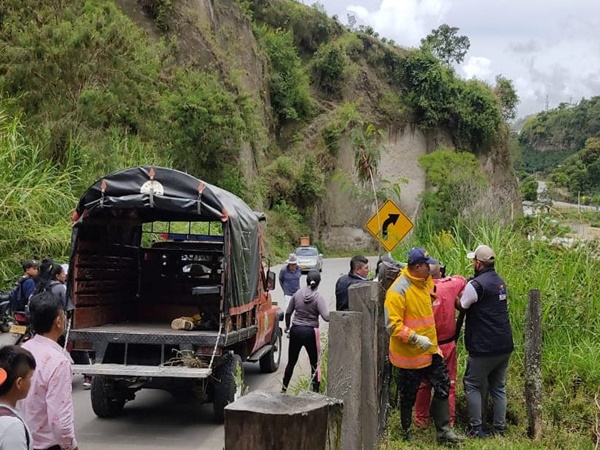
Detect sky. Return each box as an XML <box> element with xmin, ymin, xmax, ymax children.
<box><xmin>301</xmin><ymin>0</ymin><xmax>600</xmax><ymax>120</ymax></box>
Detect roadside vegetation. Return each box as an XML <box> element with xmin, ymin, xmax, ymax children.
<box><xmin>286</xmin><ymin>216</ymin><xmax>600</xmax><ymax>449</ymax></box>
<box><xmin>515</xmin><ymin>96</ymin><xmax>600</xmax><ymax>203</ymax></box>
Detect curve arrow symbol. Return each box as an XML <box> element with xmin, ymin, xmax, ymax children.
<box><xmin>382</xmin><ymin>213</ymin><xmax>400</xmax><ymax>239</ymax></box>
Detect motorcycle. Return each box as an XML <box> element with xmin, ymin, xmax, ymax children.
<box><xmin>0</xmin><ymin>292</ymin><xmax>33</xmax><ymax>346</ymax></box>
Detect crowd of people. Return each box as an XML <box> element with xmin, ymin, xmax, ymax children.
<box><xmin>0</xmin><ymin>258</ymin><xmax>83</xmax><ymax>450</ymax></box>
<box><xmin>280</xmin><ymin>243</ymin><xmax>513</xmax><ymax>445</ymax></box>
<box><xmin>0</xmin><ymin>243</ymin><xmax>512</xmax><ymax>448</ymax></box>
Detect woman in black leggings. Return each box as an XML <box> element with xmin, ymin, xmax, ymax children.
<box><xmin>282</xmin><ymin>270</ymin><xmax>330</xmax><ymax>393</ymax></box>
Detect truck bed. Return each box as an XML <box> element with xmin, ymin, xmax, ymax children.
<box><xmin>69</xmin><ymin>322</ymin><xmax>257</xmax><ymax>347</ymax></box>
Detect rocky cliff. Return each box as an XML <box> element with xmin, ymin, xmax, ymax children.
<box><xmin>115</xmin><ymin>0</ymin><xmax>522</xmax><ymax>249</ymax></box>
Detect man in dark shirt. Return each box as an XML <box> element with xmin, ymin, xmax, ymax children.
<box><xmin>335</xmin><ymin>255</ymin><xmax>369</xmax><ymax>311</ymax></box>
<box><xmin>9</xmin><ymin>260</ymin><xmax>39</xmax><ymax>311</ymax></box>
<box><xmin>279</xmin><ymin>253</ymin><xmax>302</xmax><ymax>312</ymax></box>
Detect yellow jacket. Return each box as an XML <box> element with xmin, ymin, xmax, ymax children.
<box><xmin>384</xmin><ymin>267</ymin><xmax>438</xmax><ymax>369</ymax></box>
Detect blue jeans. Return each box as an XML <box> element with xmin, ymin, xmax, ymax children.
<box><xmin>463</xmin><ymin>353</ymin><xmax>511</xmax><ymax>430</ymax></box>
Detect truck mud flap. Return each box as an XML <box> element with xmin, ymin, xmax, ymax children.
<box><xmin>246</xmin><ymin>344</ymin><xmax>273</xmax><ymax>362</ymax></box>
<box><xmin>72</xmin><ymin>363</ymin><xmax>212</xmax><ymax>379</ymax></box>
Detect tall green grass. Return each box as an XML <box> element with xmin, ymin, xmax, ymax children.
<box><xmin>0</xmin><ymin>105</ymin><xmax>172</xmax><ymax>288</ymax></box>
<box><xmin>385</xmin><ymin>219</ymin><xmax>600</xmax><ymax>448</ymax></box>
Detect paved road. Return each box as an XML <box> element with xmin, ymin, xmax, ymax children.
<box><xmin>73</xmin><ymin>256</ymin><xmax>378</xmax><ymax>449</ymax></box>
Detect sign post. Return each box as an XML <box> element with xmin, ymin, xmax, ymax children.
<box><xmin>365</xmin><ymin>199</ymin><xmax>413</xmax><ymax>252</ymax></box>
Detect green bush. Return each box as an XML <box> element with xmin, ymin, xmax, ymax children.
<box><xmin>520</xmin><ymin>178</ymin><xmax>538</xmax><ymax>201</ymax></box>
<box><xmin>400</xmin><ymin>49</ymin><xmax>503</xmax><ymax>151</ymax></box>
<box><xmin>256</xmin><ymin>26</ymin><xmax>312</xmax><ymax>124</ymax></box>
<box><xmin>311</xmin><ymin>43</ymin><xmax>349</xmax><ymax>97</ymax></box>
<box><xmin>249</xmin><ymin>0</ymin><xmax>343</xmax><ymax>54</ymax></box>
<box><xmin>417</xmin><ymin>149</ymin><xmax>488</xmax><ymax>235</ymax></box>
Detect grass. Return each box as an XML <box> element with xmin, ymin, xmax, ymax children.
<box><xmin>288</xmin><ymin>218</ymin><xmax>600</xmax><ymax>448</ymax></box>
<box><xmin>382</xmin><ymin>219</ymin><xmax>600</xmax><ymax>448</ymax></box>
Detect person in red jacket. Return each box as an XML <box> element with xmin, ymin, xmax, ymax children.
<box><xmin>414</xmin><ymin>263</ymin><xmax>466</xmax><ymax>428</ymax></box>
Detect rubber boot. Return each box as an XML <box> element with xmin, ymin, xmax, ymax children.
<box><xmin>400</xmin><ymin>406</ymin><xmax>412</xmax><ymax>441</ymax></box>
<box><xmin>431</xmin><ymin>396</ymin><xmax>465</xmax><ymax>445</ymax></box>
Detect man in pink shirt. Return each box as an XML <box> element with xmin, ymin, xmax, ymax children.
<box><xmin>18</xmin><ymin>291</ymin><xmax>79</xmax><ymax>450</ymax></box>
<box><xmin>414</xmin><ymin>264</ymin><xmax>467</xmax><ymax>428</ymax></box>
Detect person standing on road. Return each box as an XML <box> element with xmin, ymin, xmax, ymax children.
<box><xmin>47</xmin><ymin>264</ymin><xmax>93</xmax><ymax>390</ymax></box>
<box><xmin>384</xmin><ymin>247</ymin><xmax>463</xmax><ymax>444</ymax></box>
<box><xmin>335</xmin><ymin>255</ymin><xmax>369</xmax><ymax>311</ymax></box>
<box><xmin>0</xmin><ymin>345</ymin><xmax>36</xmax><ymax>450</ymax></box>
<box><xmin>8</xmin><ymin>260</ymin><xmax>39</xmax><ymax>312</ymax></box>
<box><xmin>279</xmin><ymin>253</ymin><xmax>302</xmax><ymax>312</ymax></box>
<box><xmin>414</xmin><ymin>263</ymin><xmax>467</xmax><ymax>428</ymax></box>
<box><xmin>18</xmin><ymin>292</ymin><xmax>79</xmax><ymax>450</ymax></box>
<box><xmin>457</xmin><ymin>244</ymin><xmax>513</xmax><ymax>438</ymax></box>
<box><xmin>282</xmin><ymin>270</ymin><xmax>329</xmax><ymax>394</ymax></box>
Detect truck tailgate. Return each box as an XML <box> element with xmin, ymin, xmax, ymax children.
<box><xmin>72</xmin><ymin>363</ymin><xmax>212</xmax><ymax>378</ymax></box>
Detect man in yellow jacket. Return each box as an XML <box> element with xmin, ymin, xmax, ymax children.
<box><xmin>385</xmin><ymin>247</ymin><xmax>463</xmax><ymax>444</ymax></box>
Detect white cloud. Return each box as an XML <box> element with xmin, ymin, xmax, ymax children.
<box><xmin>347</xmin><ymin>0</ymin><xmax>450</xmax><ymax>46</ymax></box>
<box><xmin>461</xmin><ymin>56</ymin><xmax>492</xmax><ymax>81</ymax></box>
<box><xmin>315</xmin><ymin>0</ymin><xmax>600</xmax><ymax>117</ymax></box>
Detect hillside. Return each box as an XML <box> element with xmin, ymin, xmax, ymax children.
<box><xmin>517</xmin><ymin>97</ymin><xmax>600</xmax><ymax>199</ymax></box>
<box><xmin>0</xmin><ymin>0</ymin><xmax>519</xmax><ymax>279</ymax></box>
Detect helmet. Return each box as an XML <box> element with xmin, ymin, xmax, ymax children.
<box><xmin>306</xmin><ymin>270</ymin><xmax>321</xmax><ymax>288</ymax></box>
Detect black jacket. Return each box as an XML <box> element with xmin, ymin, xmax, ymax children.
<box><xmin>335</xmin><ymin>273</ymin><xmax>366</xmax><ymax>311</ymax></box>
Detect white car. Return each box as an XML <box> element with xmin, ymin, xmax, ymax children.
<box><xmin>295</xmin><ymin>246</ymin><xmax>323</xmax><ymax>273</ymax></box>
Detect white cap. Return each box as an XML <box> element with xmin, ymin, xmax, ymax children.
<box><xmin>467</xmin><ymin>245</ymin><xmax>495</xmax><ymax>262</ymax></box>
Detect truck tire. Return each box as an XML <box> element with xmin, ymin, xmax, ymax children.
<box><xmin>213</xmin><ymin>353</ymin><xmax>243</xmax><ymax>423</ymax></box>
<box><xmin>91</xmin><ymin>377</ymin><xmax>126</xmax><ymax>418</ymax></box>
<box><xmin>259</xmin><ymin>327</ymin><xmax>282</xmax><ymax>373</ymax></box>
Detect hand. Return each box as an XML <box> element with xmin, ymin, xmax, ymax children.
<box><xmin>409</xmin><ymin>332</ymin><xmax>432</xmax><ymax>351</ymax></box>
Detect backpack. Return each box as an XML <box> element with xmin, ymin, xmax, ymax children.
<box><xmin>0</xmin><ymin>405</ymin><xmax>30</xmax><ymax>448</ymax></box>
<box><xmin>7</xmin><ymin>278</ymin><xmax>27</xmax><ymax>312</ymax></box>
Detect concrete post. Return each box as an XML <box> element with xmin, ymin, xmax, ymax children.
<box><xmin>348</xmin><ymin>281</ymin><xmax>379</xmax><ymax>450</ymax></box>
<box><xmin>327</xmin><ymin>311</ymin><xmax>363</xmax><ymax>450</ymax></box>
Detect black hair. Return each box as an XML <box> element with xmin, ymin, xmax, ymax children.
<box><xmin>29</xmin><ymin>291</ymin><xmax>63</xmax><ymax>335</ymax></box>
<box><xmin>34</xmin><ymin>258</ymin><xmax>55</xmax><ymax>294</ymax></box>
<box><xmin>0</xmin><ymin>345</ymin><xmax>36</xmax><ymax>396</ymax></box>
<box><xmin>306</xmin><ymin>270</ymin><xmax>321</xmax><ymax>290</ymax></box>
<box><xmin>21</xmin><ymin>259</ymin><xmax>39</xmax><ymax>272</ymax></box>
<box><xmin>50</xmin><ymin>264</ymin><xmax>65</xmax><ymax>280</ymax></box>
<box><xmin>350</xmin><ymin>255</ymin><xmax>369</xmax><ymax>273</ymax></box>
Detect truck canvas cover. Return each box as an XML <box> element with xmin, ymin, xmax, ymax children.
<box><xmin>69</xmin><ymin>166</ymin><xmax>262</xmax><ymax>310</ymax></box>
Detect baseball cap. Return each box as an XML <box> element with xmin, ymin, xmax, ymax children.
<box><xmin>407</xmin><ymin>247</ymin><xmax>438</xmax><ymax>265</ymax></box>
<box><xmin>467</xmin><ymin>245</ymin><xmax>495</xmax><ymax>262</ymax></box>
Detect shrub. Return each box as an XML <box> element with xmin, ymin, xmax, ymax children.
<box><xmin>256</xmin><ymin>26</ymin><xmax>312</xmax><ymax>124</ymax></box>
<box><xmin>311</xmin><ymin>43</ymin><xmax>349</xmax><ymax>97</ymax></box>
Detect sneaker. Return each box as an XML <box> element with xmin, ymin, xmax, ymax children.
<box><xmin>466</xmin><ymin>426</ymin><xmax>485</xmax><ymax>439</ymax></box>
<box><xmin>83</xmin><ymin>377</ymin><xmax>92</xmax><ymax>390</ymax></box>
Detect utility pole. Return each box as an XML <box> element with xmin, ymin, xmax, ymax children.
<box><xmin>545</xmin><ymin>95</ymin><xmax>549</xmax><ymax>111</ymax></box>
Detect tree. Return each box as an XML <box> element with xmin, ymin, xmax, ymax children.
<box><xmin>521</xmin><ymin>179</ymin><xmax>538</xmax><ymax>202</ymax></box>
<box><xmin>494</xmin><ymin>75</ymin><xmax>519</xmax><ymax>122</ymax></box>
<box><xmin>420</xmin><ymin>24</ymin><xmax>470</xmax><ymax>66</ymax></box>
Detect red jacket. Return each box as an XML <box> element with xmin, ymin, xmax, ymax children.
<box><xmin>431</xmin><ymin>276</ymin><xmax>467</xmax><ymax>343</ymax></box>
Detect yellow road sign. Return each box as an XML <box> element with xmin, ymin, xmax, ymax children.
<box><xmin>365</xmin><ymin>199</ymin><xmax>413</xmax><ymax>252</ymax></box>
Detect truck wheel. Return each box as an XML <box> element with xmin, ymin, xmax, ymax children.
<box><xmin>91</xmin><ymin>377</ymin><xmax>126</xmax><ymax>418</ymax></box>
<box><xmin>259</xmin><ymin>328</ymin><xmax>282</xmax><ymax>373</ymax></box>
<box><xmin>213</xmin><ymin>353</ymin><xmax>243</xmax><ymax>423</ymax></box>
